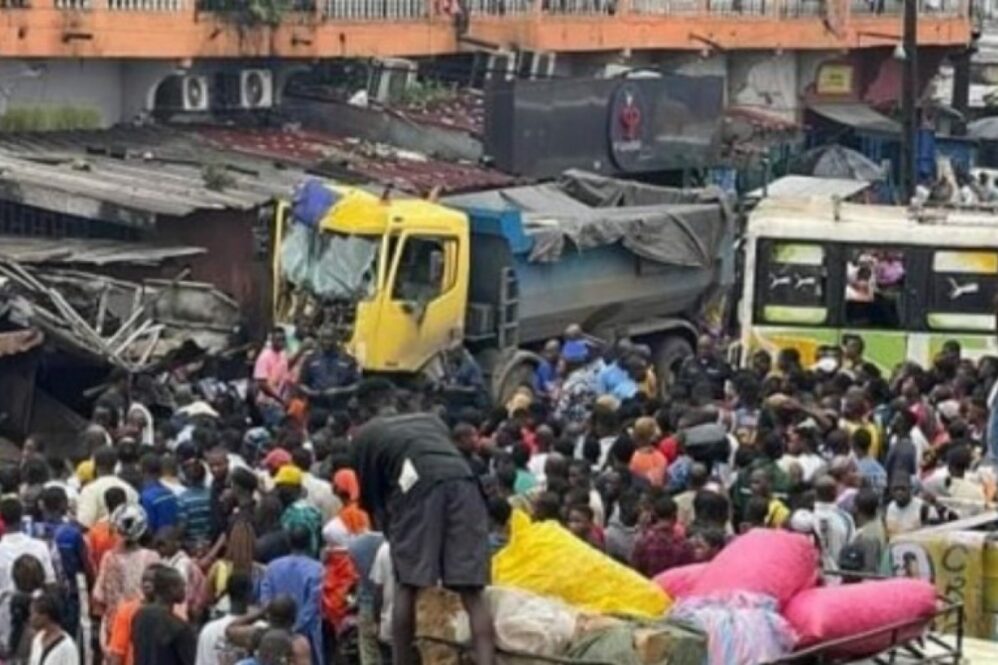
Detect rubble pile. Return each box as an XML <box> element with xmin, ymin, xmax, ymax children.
<box><xmin>0</xmin><ymin>259</ymin><xmax>241</xmax><ymax>372</ymax></box>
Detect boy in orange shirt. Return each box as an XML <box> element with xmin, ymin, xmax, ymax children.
<box><xmin>106</xmin><ymin>563</ymin><xmax>165</xmax><ymax>665</ymax></box>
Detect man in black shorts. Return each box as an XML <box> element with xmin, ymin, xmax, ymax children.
<box><xmin>353</xmin><ymin>379</ymin><xmax>495</xmax><ymax>665</ymax></box>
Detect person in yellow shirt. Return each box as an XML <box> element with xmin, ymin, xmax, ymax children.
<box><xmin>840</xmin><ymin>394</ymin><xmax>883</xmax><ymax>460</ymax></box>
<box><xmin>749</xmin><ymin>468</ymin><xmax>790</xmax><ymax>528</ymax></box>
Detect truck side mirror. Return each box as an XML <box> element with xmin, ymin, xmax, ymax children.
<box><xmin>429</xmin><ymin>249</ymin><xmax>445</xmax><ymax>287</ymax></box>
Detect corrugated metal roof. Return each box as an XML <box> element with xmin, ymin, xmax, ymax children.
<box><xmin>0</xmin><ymin>124</ymin><xmax>514</xmax><ymax>227</ymax></box>
<box><xmin>747</xmin><ymin>175</ymin><xmax>872</xmax><ymax>200</ymax></box>
<box><xmin>201</xmin><ymin>126</ymin><xmax>513</xmax><ymax>194</ymax></box>
<box><xmin>0</xmin><ymin>126</ymin><xmax>305</xmax><ymax>225</ymax></box>
<box><xmin>0</xmin><ymin>236</ymin><xmax>204</xmax><ymax>266</ymax></box>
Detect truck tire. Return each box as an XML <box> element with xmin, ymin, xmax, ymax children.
<box><xmin>496</xmin><ymin>356</ymin><xmax>537</xmax><ymax>406</ymax></box>
<box><xmin>654</xmin><ymin>336</ymin><xmax>693</xmax><ymax>394</ymax></box>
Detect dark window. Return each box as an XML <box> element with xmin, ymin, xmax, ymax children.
<box><xmin>927</xmin><ymin>250</ymin><xmax>998</xmax><ymax>331</ymax></box>
<box><xmin>758</xmin><ymin>242</ymin><xmax>828</xmax><ymax>325</ymax></box>
<box><xmin>392</xmin><ymin>237</ymin><xmax>452</xmax><ymax>302</ymax></box>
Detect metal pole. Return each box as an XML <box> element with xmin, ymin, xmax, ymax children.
<box><xmin>900</xmin><ymin>0</ymin><xmax>919</xmax><ymax>202</ymax></box>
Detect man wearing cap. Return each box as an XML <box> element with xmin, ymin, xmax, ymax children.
<box><xmin>352</xmin><ymin>379</ymin><xmax>494</xmax><ymax>665</ymax></box>
<box><xmin>274</xmin><ymin>464</ymin><xmax>323</xmax><ymax>559</ymax></box>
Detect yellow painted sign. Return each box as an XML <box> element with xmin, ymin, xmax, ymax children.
<box><xmin>889</xmin><ymin>514</ymin><xmax>998</xmax><ymax>639</ymax></box>
<box><xmin>816</xmin><ymin>64</ymin><xmax>854</xmax><ymax>96</ymax></box>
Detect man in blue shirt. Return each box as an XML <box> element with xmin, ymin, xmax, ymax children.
<box><xmin>533</xmin><ymin>339</ymin><xmax>561</xmax><ymax>399</ymax></box>
<box><xmin>299</xmin><ymin>326</ymin><xmax>360</xmax><ymax>410</ymax></box>
<box><xmin>178</xmin><ymin>457</ymin><xmax>213</xmax><ymax>549</ymax></box>
<box><xmin>260</xmin><ymin>526</ymin><xmax>325</xmax><ymax>665</ymax></box>
<box><xmin>139</xmin><ymin>453</ymin><xmax>180</xmax><ymax>535</ymax></box>
<box><xmin>598</xmin><ymin>338</ymin><xmax>634</xmax><ymax>396</ymax></box>
<box><xmin>36</xmin><ymin>486</ymin><xmax>90</xmax><ymax>636</ymax></box>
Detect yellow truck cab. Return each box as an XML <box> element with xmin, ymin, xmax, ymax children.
<box><xmin>276</xmin><ymin>173</ymin><xmax>734</xmax><ymax>399</ymax></box>
<box><xmin>276</xmin><ymin>185</ymin><xmax>469</xmax><ymax>375</ymax></box>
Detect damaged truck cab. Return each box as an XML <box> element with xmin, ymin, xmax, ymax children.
<box><xmin>276</xmin><ymin>174</ymin><xmax>735</xmax><ymax>400</ymax></box>
<box><xmin>277</xmin><ymin>185</ymin><xmax>470</xmax><ymax>374</ymax></box>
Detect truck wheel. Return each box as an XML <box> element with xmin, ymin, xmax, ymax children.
<box><xmin>497</xmin><ymin>359</ymin><xmax>536</xmax><ymax>406</ymax></box>
<box><xmin>654</xmin><ymin>336</ymin><xmax>693</xmax><ymax>395</ymax></box>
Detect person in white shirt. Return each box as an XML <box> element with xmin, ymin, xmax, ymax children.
<box><xmin>196</xmin><ymin>571</ymin><xmax>256</xmax><ymax>665</ymax></box>
<box><xmin>0</xmin><ymin>498</ymin><xmax>56</xmax><ymax>595</ymax></box>
<box><xmin>76</xmin><ymin>447</ymin><xmax>138</xmax><ymax>529</ymax></box>
<box><xmin>885</xmin><ymin>475</ymin><xmax>936</xmax><ymax>538</ymax></box>
<box><xmin>28</xmin><ymin>591</ymin><xmax>79</xmax><ymax>665</ymax></box>
<box><xmin>813</xmin><ymin>476</ymin><xmax>856</xmax><ymax>571</ymax></box>
<box><xmin>291</xmin><ymin>448</ymin><xmax>341</xmax><ymax>522</ymax></box>
<box><xmin>370</xmin><ymin>542</ymin><xmax>395</xmax><ymax>649</ymax></box>
<box><xmin>779</xmin><ymin>425</ymin><xmax>826</xmax><ymax>484</ymax></box>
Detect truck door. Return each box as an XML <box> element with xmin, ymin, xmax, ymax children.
<box><xmin>378</xmin><ymin>232</ymin><xmax>466</xmax><ymax>372</ymax></box>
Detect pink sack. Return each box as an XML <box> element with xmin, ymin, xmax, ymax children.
<box><xmin>689</xmin><ymin>529</ymin><xmax>818</xmax><ymax>607</ymax></box>
<box><xmin>783</xmin><ymin>579</ymin><xmax>937</xmax><ymax>656</ymax></box>
<box><xmin>654</xmin><ymin>563</ymin><xmax>708</xmax><ymax>600</ymax></box>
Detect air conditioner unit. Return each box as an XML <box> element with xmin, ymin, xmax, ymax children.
<box><xmin>182</xmin><ymin>75</ymin><xmax>210</xmax><ymax>112</ymax></box>
<box><xmin>533</xmin><ymin>52</ymin><xmax>556</xmax><ymax>79</ymax></box>
<box><xmin>240</xmin><ymin>69</ymin><xmax>274</xmax><ymax>109</ymax></box>
<box><xmin>485</xmin><ymin>51</ymin><xmax>516</xmax><ymax>83</ymax></box>
<box><xmin>367</xmin><ymin>58</ymin><xmax>418</xmax><ymax>104</ymax></box>
<box><xmin>518</xmin><ymin>51</ymin><xmax>557</xmax><ymax>80</ymax></box>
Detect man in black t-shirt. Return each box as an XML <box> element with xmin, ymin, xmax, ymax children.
<box><xmin>353</xmin><ymin>379</ymin><xmax>495</xmax><ymax>665</ymax></box>
<box><xmin>131</xmin><ymin>566</ymin><xmax>196</xmax><ymax>665</ymax></box>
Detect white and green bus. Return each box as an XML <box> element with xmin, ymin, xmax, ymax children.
<box><xmin>739</xmin><ymin>197</ymin><xmax>998</xmax><ymax>372</ymax></box>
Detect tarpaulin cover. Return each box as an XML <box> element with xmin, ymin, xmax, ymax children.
<box><xmin>292</xmin><ymin>179</ymin><xmax>340</xmax><ymax>228</ymax></box>
<box><xmin>564</xmin><ymin>621</ymin><xmax>708</xmax><ymax>665</ymax></box>
<box><xmin>447</xmin><ymin>170</ymin><xmax>731</xmax><ymax>267</ymax></box>
<box><xmin>793</xmin><ymin>144</ymin><xmax>885</xmax><ymax>182</ymax></box>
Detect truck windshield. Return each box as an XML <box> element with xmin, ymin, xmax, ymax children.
<box><xmin>280</xmin><ymin>226</ymin><xmax>379</xmax><ymax>300</ymax></box>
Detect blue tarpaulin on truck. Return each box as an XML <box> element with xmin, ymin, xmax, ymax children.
<box><xmin>446</xmin><ymin>170</ymin><xmax>732</xmax><ymax>268</ymax></box>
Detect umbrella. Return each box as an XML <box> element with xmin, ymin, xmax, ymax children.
<box><xmin>968</xmin><ymin>116</ymin><xmax>998</xmax><ymax>141</ymax></box>
<box><xmin>793</xmin><ymin>144</ymin><xmax>885</xmax><ymax>182</ymax></box>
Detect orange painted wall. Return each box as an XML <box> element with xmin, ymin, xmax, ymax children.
<box><xmin>0</xmin><ymin>1</ymin><xmax>971</xmax><ymax>59</ymax></box>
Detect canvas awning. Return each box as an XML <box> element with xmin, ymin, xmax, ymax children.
<box><xmin>808</xmin><ymin>103</ymin><xmax>900</xmax><ymax>135</ymax></box>
<box><xmin>747</xmin><ymin>175</ymin><xmax>873</xmax><ymax>200</ymax></box>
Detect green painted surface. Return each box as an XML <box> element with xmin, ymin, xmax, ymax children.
<box><xmin>0</xmin><ymin>105</ymin><xmax>102</xmax><ymax>132</ymax></box>
<box><xmin>840</xmin><ymin>330</ymin><xmax>907</xmax><ymax>374</ymax></box>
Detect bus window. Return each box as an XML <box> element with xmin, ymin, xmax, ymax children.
<box><xmin>927</xmin><ymin>250</ymin><xmax>998</xmax><ymax>332</ymax></box>
<box><xmin>844</xmin><ymin>249</ymin><xmax>905</xmax><ymax>328</ymax></box>
<box><xmin>759</xmin><ymin>242</ymin><xmax>828</xmax><ymax>325</ymax></box>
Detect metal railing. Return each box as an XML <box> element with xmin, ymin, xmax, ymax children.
<box><xmin>323</xmin><ymin>0</ymin><xmax>426</xmax><ymax>18</ymax></box>
<box><xmin>631</xmin><ymin>0</ymin><xmax>827</xmax><ymax>15</ymax></box>
<box><xmin>781</xmin><ymin>0</ymin><xmax>824</xmax><ymax>16</ymax></box>
<box><xmin>107</xmin><ymin>0</ymin><xmax>184</xmax><ymax>9</ymax></box>
<box><xmin>464</xmin><ymin>0</ymin><xmax>533</xmax><ymax>15</ymax></box>
<box><xmin>30</xmin><ymin>0</ymin><xmax>966</xmax><ymax>16</ymax></box>
<box><xmin>541</xmin><ymin>0</ymin><xmax>616</xmax><ymax>14</ymax></box>
<box><xmin>853</xmin><ymin>0</ymin><xmax>964</xmax><ymax>14</ymax></box>
<box><xmin>630</xmin><ymin>0</ymin><xmax>700</xmax><ymax>15</ymax></box>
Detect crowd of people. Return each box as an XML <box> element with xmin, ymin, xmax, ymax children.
<box><xmin>0</xmin><ymin>321</ymin><xmax>995</xmax><ymax>665</ymax></box>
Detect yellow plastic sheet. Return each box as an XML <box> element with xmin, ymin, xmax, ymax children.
<box><xmin>492</xmin><ymin>510</ymin><xmax>672</xmax><ymax>618</ymax></box>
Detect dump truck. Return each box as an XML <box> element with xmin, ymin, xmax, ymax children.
<box><xmin>274</xmin><ymin>170</ymin><xmax>734</xmax><ymax>399</ymax></box>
